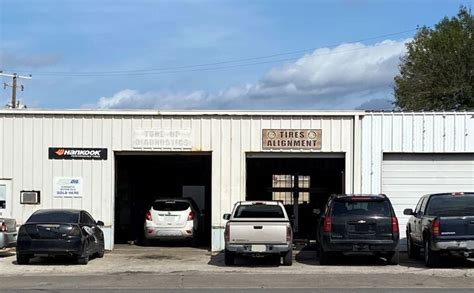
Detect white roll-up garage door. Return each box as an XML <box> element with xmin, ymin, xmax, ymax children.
<box><xmin>382</xmin><ymin>153</ymin><xmax>474</xmax><ymax>244</ymax></box>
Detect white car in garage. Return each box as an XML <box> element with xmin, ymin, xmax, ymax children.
<box><xmin>143</xmin><ymin>198</ymin><xmax>201</xmax><ymax>245</ymax></box>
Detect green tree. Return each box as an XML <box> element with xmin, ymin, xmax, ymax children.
<box><xmin>394</xmin><ymin>6</ymin><xmax>473</xmax><ymax>111</ymax></box>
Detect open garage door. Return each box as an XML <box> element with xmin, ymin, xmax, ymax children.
<box><xmin>382</xmin><ymin>153</ymin><xmax>474</xmax><ymax>243</ymax></box>
<box><xmin>246</xmin><ymin>153</ymin><xmax>345</xmax><ymax>241</ymax></box>
<box><xmin>114</xmin><ymin>153</ymin><xmax>212</xmax><ymax>249</ymax></box>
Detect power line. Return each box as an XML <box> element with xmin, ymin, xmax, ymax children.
<box><xmin>5</xmin><ymin>28</ymin><xmax>416</xmax><ymax>77</ymax></box>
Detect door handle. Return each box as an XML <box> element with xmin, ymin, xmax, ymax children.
<box><xmin>253</xmin><ymin>226</ymin><xmax>263</xmax><ymax>229</ymax></box>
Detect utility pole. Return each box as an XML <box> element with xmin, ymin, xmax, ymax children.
<box><xmin>0</xmin><ymin>71</ymin><xmax>32</xmax><ymax>109</ymax></box>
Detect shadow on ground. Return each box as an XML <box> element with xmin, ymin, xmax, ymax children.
<box><xmin>208</xmin><ymin>252</ymin><xmax>281</xmax><ymax>267</ymax></box>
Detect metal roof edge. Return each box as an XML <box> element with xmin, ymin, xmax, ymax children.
<box><xmin>0</xmin><ymin>109</ymin><xmax>366</xmax><ymax>117</ymax></box>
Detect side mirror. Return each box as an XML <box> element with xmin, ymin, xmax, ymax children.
<box><xmin>223</xmin><ymin>214</ymin><xmax>231</xmax><ymax>220</ymax></box>
<box><xmin>403</xmin><ymin>209</ymin><xmax>414</xmax><ymax>216</ymax></box>
<box><xmin>313</xmin><ymin>209</ymin><xmax>321</xmax><ymax>216</ymax></box>
<box><xmin>96</xmin><ymin>220</ymin><xmax>105</xmax><ymax>226</ymax></box>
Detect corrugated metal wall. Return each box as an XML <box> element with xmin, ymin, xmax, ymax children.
<box><xmin>0</xmin><ymin>112</ymin><xmax>358</xmax><ymax>251</ymax></box>
<box><xmin>361</xmin><ymin>112</ymin><xmax>474</xmax><ymax>194</ymax></box>
<box><xmin>361</xmin><ymin>112</ymin><xmax>474</xmax><ymax>246</ymax></box>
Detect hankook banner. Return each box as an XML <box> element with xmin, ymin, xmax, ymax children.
<box><xmin>48</xmin><ymin>148</ymin><xmax>108</xmax><ymax>160</ymax></box>
<box><xmin>262</xmin><ymin>129</ymin><xmax>322</xmax><ymax>150</ymax></box>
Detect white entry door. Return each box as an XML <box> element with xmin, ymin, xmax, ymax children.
<box><xmin>382</xmin><ymin>153</ymin><xmax>474</xmax><ymax>243</ymax></box>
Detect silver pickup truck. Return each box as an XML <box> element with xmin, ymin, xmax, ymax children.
<box><xmin>223</xmin><ymin>201</ymin><xmax>293</xmax><ymax>266</ymax></box>
<box><xmin>0</xmin><ymin>217</ymin><xmax>17</xmax><ymax>249</ymax></box>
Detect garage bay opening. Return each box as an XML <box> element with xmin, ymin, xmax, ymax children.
<box><xmin>114</xmin><ymin>153</ymin><xmax>212</xmax><ymax>249</ymax></box>
<box><xmin>246</xmin><ymin>154</ymin><xmax>345</xmax><ymax>241</ymax></box>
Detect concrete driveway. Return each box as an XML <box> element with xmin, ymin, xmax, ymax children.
<box><xmin>1</xmin><ymin>244</ymin><xmax>474</xmax><ymax>278</ymax></box>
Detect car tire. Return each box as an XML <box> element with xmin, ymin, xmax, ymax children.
<box><xmin>16</xmin><ymin>254</ymin><xmax>30</xmax><ymax>265</ymax></box>
<box><xmin>282</xmin><ymin>249</ymin><xmax>293</xmax><ymax>266</ymax></box>
<box><xmin>424</xmin><ymin>240</ymin><xmax>440</xmax><ymax>268</ymax></box>
<box><xmin>77</xmin><ymin>255</ymin><xmax>89</xmax><ymax>265</ymax></box>
<box><xmin>224</xmin><ymin>249</ymin><xmax>235</xmax><ymax>266</ymax></box>
<box><xmin>319</xmin><ymin>247</ymin><xmax>331</xmax><ymax>265</ymax></box>
<box><xmin>386</xmin><ymin>251</ymin><xmax>399</xmax><ymax>265</ymax></box>
<box><xmin>96</xmin><ymin>243</ymin><xmax>105</xmax><ymax>258</ymax></box>
<box><xmin>407</xmin><ymin>234</ymin><xmax>421</xmax><ymax>259</ymax></box>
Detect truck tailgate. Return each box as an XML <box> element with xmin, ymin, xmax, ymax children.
<box><xmin>439</xmin><ymin>216</ymin><xmax>474</xmax><ymax>239</ymax></box>
<box><xmin>229</xmin><ymin>221</ymin><xmax>288</xmax><ymax>244</ymax></box>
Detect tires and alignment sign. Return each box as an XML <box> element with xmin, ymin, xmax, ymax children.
<box><xmin>48</xmin><ymin>148</ymin><xmax>107</xmax><ymax>160</ymax></box>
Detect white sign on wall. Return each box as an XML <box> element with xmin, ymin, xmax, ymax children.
<box><xmin>133</xmin><ymin>129</ymin><xmax>192</xmax><ymax>149</ymax></box>
<box><xmin>53</xmin><ymin>177</ymin><xmax>83</xmax><ymax>198</ymax></box>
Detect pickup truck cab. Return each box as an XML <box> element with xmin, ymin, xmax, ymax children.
<box><xmin>404</xmin><ymin>192</ymin><xmax>474</xmax><ymax>267</ymax></box>
<box><xmin>223</xmin><ymin>201</ymin><xmax>293</xmax><ymax>266</ymax></box>
<box><xmin>318</xmin><ymin>194</ymin><xmax>399</xmax><ymax>265</ymax></box>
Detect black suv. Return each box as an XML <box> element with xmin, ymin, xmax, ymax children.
<box><xmin>317</xmin><ymin>194</ymin><xmax>399</xmax><ymax>265</ymax></box>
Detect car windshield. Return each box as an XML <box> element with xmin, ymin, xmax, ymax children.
<box><xmin>153</xmin><ymin>201</ymin><xmax>190</xmax><ymax>211</ymax></box>
<box><xmin>332</xmin><ymin>200</ymin><xmax>391</xmax><ymax>217</ymax></box>
<box><xmin>27</xmin><ymin>211</ymin><xmax>79</xmax><ymax>223</ymax></box>
<box><xmin>234</xmin><ymin>204</ymin><xmax>285</xmax><ymax>218</ymax></box>
<box><xmin>425</xmin><ymin>194</ymin><xmax>474</xmax><ymax>217</ymax></box>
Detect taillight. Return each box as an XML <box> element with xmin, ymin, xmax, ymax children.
<box><xmin>0</xmin><ymin>222</ymin><xmax>7</xmax><ymax>232</ymax></box>
<box><xmin>391</xmin><ymin>217</ymin><xmax>399</xmax><ymax>234</ymax></box>
<box><xmin>323</xmin><ymin>217</ymin><xmax>332</xmax><ymax>233</ymax></box>
<box><xmin>224</xmin><ymin>223</ymin><xmax>230</xmax><ymax>242</ymax></box>
<box><xmin>432</xmin><ymin>218</ymin><xmax>440</xmax><ymax>237</ymax></box>
<box><xmin>187</xmin><ymin>211</ymin><xmax>195</xmax><ymax>221</ymax></box>
<box><xmin>286</xmin><ymin>225</ymin><xmax>292</xmax><ymax>242</ymax></box>
<box><xmin>145</xmin><ymin>211</ymin><xmax>152</xmax><ymax>221</ymax></box>
<box><xmin>69</xmin><ymin>226</ymin><xmax>82</xmax><ymax>237</ymax></box>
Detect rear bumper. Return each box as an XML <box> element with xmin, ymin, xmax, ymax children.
<box><xmin>226</xmin><ymin>243</ymin><xmax>291</xmax><ymax>254</ymax></box>
<box><xmin>431</xmin><ymin>240</ymin><xmax>474</xmax><ymax>255</ymax></box>
<box><xmin>0</xmin><ymin>232</ymin><xmax>17</xmax><ymax>248</ymax></box>
<box><xmin>144</xmin><ymin>226</ymin><xmax>194</xmax><ymax>240</ymax></box>
<box><xmin>17</xmin><ymin>238</ymin><xmax>83</xmax><ymax>256</ymax></box>
<box><xmin>321</xmin><ymin>236</ymin><xmax>398</xmax><ymax>253</ymax></box>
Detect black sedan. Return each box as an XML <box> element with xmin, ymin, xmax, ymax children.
<box><xmin>16</xmin><ymin>209</ymin><xmax>105</xmax><ymax>265</ymax></box>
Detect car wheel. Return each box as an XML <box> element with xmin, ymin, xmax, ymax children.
<box><xmin>16</xmin><ymin>254</ymin><xmax>31</xmax><ymax>265</ymax></box>
<box><xmin>282</xmin><ymin>249</ymin><xmax>293</xmax><ymax>266</ymax></box>
<box><xmin>96</xmin><ymin>243</ymin><xmax>105</xmax><ymax>258</ymax></box>
<box><xmin>386</xmin><ymin>251</ymin><xmax>399</xmax><ymax>265</ymax></box>
<box><xmin>77</xmin><ymin>255</ymin><xmax>89</xmax><ymax>265</ymax></box>
<box><xmin>407</xmin><ymin>234</ymin><xmax>421</xmax><ymax>259</ymax></box>
<box><xmin>319</xmin><ymin>247</ymin><xmax>331</xmax><ymax>265</ymax></box>
<box><xmin>224</xmin><ymin>249</ymin><xmax>235</xmax><ymax>266</ymax></box>
<box><xmin>424</xmin><ymin>240</ymin><xmax>440</xmax><ymax>268</ymax></box>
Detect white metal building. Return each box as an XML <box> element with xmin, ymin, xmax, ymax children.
<box><xmin>0</xmin><ymin>110</ymin><xmax>364</xmax><ymax>251</ymax></box>
<box><xmin>0</xmin><ymin>110</ymin><xmax>472</xmax><ymax>251</ymax></box>
<box><xmin>361</xmin><ymin>112</ymin><xmax>474</xmax><ymax>244</ymax></box>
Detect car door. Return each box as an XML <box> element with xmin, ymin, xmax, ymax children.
<box><xmin>413</xmin><ymin>196</ymin><xmax>427</xmax><ymax>244</ymax></box>
<box><xmin>80</xmin><ymin>211</ymin><xmax>99</xmax><ymax>252</ymax></box>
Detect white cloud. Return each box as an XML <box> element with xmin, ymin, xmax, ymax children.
<box><xmin>93</xmin><ymin>39</ymin><xmax>409</xmax><ymax>110</ymax></box>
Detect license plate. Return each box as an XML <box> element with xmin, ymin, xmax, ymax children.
<box><xmin>353</xmin><ymin>244</ymin><xmax>369</xmax><ymax>251</ymax></box>
<box><xmin>252</xmin><ymin>245</ymin><xmax>266</xmax><ymax>252</ymax></box>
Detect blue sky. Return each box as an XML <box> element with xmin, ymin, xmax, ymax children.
<box><xmin>0</xmin><ymin>0</ymin><xmax>471</xmax><ymax>110</ymax></box>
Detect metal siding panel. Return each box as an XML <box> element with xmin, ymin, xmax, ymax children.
<box><xmin>412</xmin><ymin>115</ymin><xmax>424</xmax><ymax>151</ymax></box>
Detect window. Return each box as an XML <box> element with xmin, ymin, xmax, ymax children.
<box><xmin>81</xmin><ymin>212</ymin><xmax>96</xmax><ymax>225</ymax></box>
<box><xmin>27</xmin><ymin>210</ymin><xmax>79</xmax><ymax>223</ymax></box>
<box><xmin>153</xmin><ymin>200</ymin><xmax>190</xmax><ymax>211</ymax></box>
<box><xmin>272</xmin><ymin>175</ymin><xmax>310</xmax><ymax>205</ymax></box>
<box><xmin>425</xmin><ymin>194</ymin><xmax>474</xmax><ymax>217</ymax></box>
<box><xmin>234</xmin><ymin>204</ymin><xmax>285</xmax><ymax>218</ymax></box>
<box><xmin>331</xmin><ymin>200</ymin><xmax>391</xmax><ymax>217</ymax></box>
